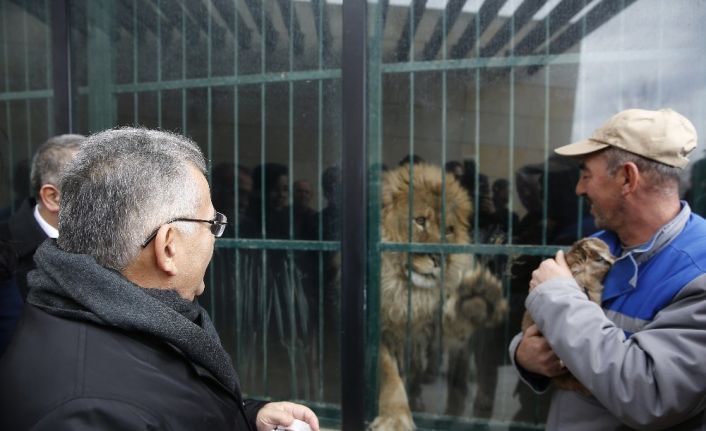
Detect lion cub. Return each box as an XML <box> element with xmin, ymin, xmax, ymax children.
<box><xmin>521</xmin><ymin>237</ymin><xmax>615</xmax><ymax>395</ymax></box>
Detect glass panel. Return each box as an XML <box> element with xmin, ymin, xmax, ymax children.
<box><xmin>69</xmin><ymin>0</ymin><xmax>343</xmax><ymax>424</ymax></box>
<box><xmin>0</xmin><ymin>0</ymin><xmax>53</xmax><ymax>214</ymax></box>
<box><xmin>368</xmin><ymin>0</ymin><xmax>706</xmax><ymax>429</ymax></box>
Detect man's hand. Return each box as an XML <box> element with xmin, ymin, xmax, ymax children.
<box><xmin>515</xmin><ymin>324</ymin><xmax>567</xmax><ymax>377</ymax></box>
<box><xmin>529</xmin><ymin>250</ymin><xmax>573</xmax><ymax>291</ymax></box>
<box><xmin>255</xmin><ymin>401</ymin><xmax>320</xmax><ymax>431</ymax></box>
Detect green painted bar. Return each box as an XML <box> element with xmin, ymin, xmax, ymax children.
<box><xmin>0</xmin><ymin>89</ymin><xmax>53</xmax><ymax>101</ymax></box>
<box><xmin>233</xmin><ymin>0</ymin><xmax>242</xmax><ymax>371</ymax></box>
<box><xmin>216</xmin><ymin>238</ymin><xmax>338</xmax><ymax>251</ymax></box>
<box><xmin>157</xmin><ymin>0</ymin><xmax>162</xmax><ymax>127</ymax></box>
<box><xmin>403</xmin><ymin>1</ymin><xmax>416</xmax><ymax>386</ymax></box>
<box><xmin>44</xmin><ymin>0</ymin><xmax>52</xmax><ymax>137</ymax></box>
<box><xmin>286</xmin><ymin>0</ymin><xmax>298</xmax><ymax>398</ymax></box>
<box><xmin>507</xmin><ymin>6</ymin><xmax>516</xmax><ymax>246</ymax></box>
<box><xmin>108</xmin><ymin>69</ymin><xmax>342</xmax><ymax>93</ymax></box>
<box><xmin>472</xmin><ymin>9</ymin><xmax>481</xmax><ymax>245</ymax></box>
<box><xmin>181</xmin><ymin>1</ymin><xmax>186</xmax><ymax>134</ymax></box>
<box><xmin>381</xmin><ymin>48</ymin><xmax>691</xmax><ymax>74</ymax></box>
<box><xmin>380</xmin><ymin>241</ymin><xmax>563</xmax><ymax>257</ymax></box>
<box><xmin>315</xmin><ymin>0</ymin><xmax>325</xmax><ymax>402</ymax></box>
<box><xmin>69</xmin><ymin>45</ymin><xmax>686</xmax><ymax>97</ymax></box>
<box><xmin>86</xmin><ymin>0</ymin><xmax>115</xmax><ymax>131</ymax></box>
<box><xmin>132</xmin><ymin>0</ymin><xmax>138</xmax><ymax>126</ymax></box>
<box><xmin>22</xmin><ymin>0</ymin><xmax>31</xmax><ymax>164</ymax></box>
<box><xmin>435</xmin><ymin>4</ymin><xmax>449</xmax><ymax>375</ymax></box>
<box><xmin>259</xmin><ymin>0</ymin><xmax>268</xmax><ymax>396</ymax></box>
<box><xmin>2</xmin><ymin>0</ymin><xmax>16</xmax><ymax>210</ymax></box>
<box><xmin>365</xmin><ymin>0</ymin><xmax>384</xmax><ymax>421</ymax></box>
<box><xmin>207</xmin><ymin>0</ymin><xmax>215</xmax><ymax>323</ymax></box>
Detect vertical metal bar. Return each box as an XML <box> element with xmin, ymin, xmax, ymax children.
<box><xmin>473</xmin><ymin>10</ymin><xmax>480</xmax><ymax>245</ymax></box>
<box><xmin>50</xmin><ymin>0</ymin><xmax>71</xmax><ymax>134</ymax></box>
<box><xmin>286</xmin><ymin>0</ymin><xmax>297</xmax><ymax>397</ymax></box>
<box><xmin>259</xmin><ymin>0</ymin><xmax>268</xmax><ymax>396</ymax></box>
<box><xmin>507</xmin><ymin>0</ymin><xmax>516</xmax><ymax>246</ymax></box>
<box><xmin>575</xmin><ymin>1</ymin><xmax>586</xmax><ymax>240</ymax></box>
<box><xmin>365</xmin><ymin>0</ymin><xmax>385</xmax><ymax>420</ymax></box>
<box><xmin>133</xmin><ymin>0</ymin><xmax>138</xmax><ymax>125</ymax></box>
<box><xmin>618</xmin><ymin>0</ymin><xmax>625</xmax><ymax>111</ymax></box>
<box><xmin>341</xmin><ymin>0</ymin><xmax>367</xmax><ymax>428</ymax></box>
<box><xmin>44</xmin><ymin>0</ymin><xmax>52</xmax><ymax>137</ymax></box>
<box><xmin>315</xmin><ymin>0</ymin><xmax>324</xmax><ymax>401</ymax></box>
<box><xmin>404</xmin><ymin>1</ymin><xmax>415</xmax><ymax>385</ymax></box>
<box><xmin>541</xmin><ymin>5</ymin><xmax>551</xmax><ymax>245</ymax></box>
<box><xmin>2</xmin><ymin>0</ymin><xmax>15</xmax><ymax>210</ymax></box>
<box><xmin>233</xmin><ymin>0</ymin><xmax>242</xmax><ymax>373</ymax></box>
<box><xmin>576</xmin><ymin>0</ymin><xmax>589</xmax><ymax>239</ymax></box>
<box><xmin>207</xmin><ymin>0</ymin><xmax>216</xmax><ymax>325</ymax></box>
<box><xmin>157</xmin><ymin>0</ymin><xmax>162</xmax><ymax>127</ymax></box>
<box><xmin>181</xmin><ymin>1</ymin><xmax>186</xmax><ymax>133</ymax></box>
<box><xmin>437</xmin><ymin>2</ymin><xmax>448</xmax><ymax>374</ymax></box>
<box><xmin>23</xmin><ymin>0</ymin><xmax>31</xmax><ymax>165</ymax></box>
<box><xmin>85</xmin><ymin>0</ymin><xmax>116</xmax><ymax>131</ymax></box>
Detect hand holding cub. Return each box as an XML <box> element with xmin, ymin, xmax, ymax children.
<box><xmin>529</xmin><ymin>250</ymin><xmax>573</xmax><ymax>291</ymax></box>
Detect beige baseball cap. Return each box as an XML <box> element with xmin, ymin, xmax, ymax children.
<box><xmin>554</xmin><ymin>108</ymin><xmax>698</xmax><ymax>168</ymax></box>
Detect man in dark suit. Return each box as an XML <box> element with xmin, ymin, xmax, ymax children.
<box><xmin>0</xmin><ymin>134</ymin><xmax>85</xmax><ymax>299</ymax></box>
<box><xmin>0</xmin><ymin>134</ymin><xmax>84</xmax><ymax>355</ymax></box>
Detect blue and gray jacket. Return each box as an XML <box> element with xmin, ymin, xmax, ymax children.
<box><xmin>510</xmin><ymin>203</ymin><xmax>706</xmax><ymax>430</ymax></box>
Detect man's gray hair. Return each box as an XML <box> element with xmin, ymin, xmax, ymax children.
<box><xmin>57</xmin><ymin>128</ymin><xmax>207</xmax><ymax>270</ymax></box>
<box><xmin>30</xmin><ymin>134</ymin><xmax>86</xmax><ymax>196</ymax></box>
<box><xmin>602</xmin><ymin>147</ymin><xmax>681</xmax><ymax>194</ymax></box>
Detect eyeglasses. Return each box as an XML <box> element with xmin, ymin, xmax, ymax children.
<box><xmin>141</xmin><ymin>211</ymin><xmax>228</xmax><ymax>247</ymax></box>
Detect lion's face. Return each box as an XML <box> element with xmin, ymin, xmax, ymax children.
<box><xmin>381</xmin><ymin>164</ymin><xmax>471</xmax><ymax>290</ymax></box>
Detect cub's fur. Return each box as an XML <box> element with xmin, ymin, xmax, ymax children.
<box><xmin>521</xmin><ymin>237</ymin><xmax>615</xmax><ymax>395</ymax></box>
<box><xmin>371</xmin><ymin>164</ymin><xmax>507</xmax><ymax>430</ymax></box>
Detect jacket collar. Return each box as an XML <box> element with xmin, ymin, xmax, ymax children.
<box><xmin>601</xmin><ymin>201</ymin><xmax>691</xmax><ymax>301</ymax></box>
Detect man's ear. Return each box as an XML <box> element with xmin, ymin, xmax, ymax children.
<box><xmin>621</xmin><ymin>162</ymin><xmax>640</xmax><ymax>194</ymax></box>
<box><xmin>38</xmin><ymin>184</ymin><xmax>61</xmax><ymax>213</ymax></box>
<box><xmin>153</xmin><ymin>225</ymin><xmax>179</xmax><ymax>276</ymax></box>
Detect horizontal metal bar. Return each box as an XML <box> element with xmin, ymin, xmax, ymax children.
<box><xmin>380</xmin><ymin>48</ymin><xmax>692</xmax><ymax>74</ymax></box>
<box><xmin>413</xmin><ymin>412</ymin><xmax>544</xmax><ymax>431</ymax></box>
<box><xmin>215</xmin><ymin>238</ymin><xmax>339</xmax><ymax>251</ymax></box>
<box><xmin>65</xmin><ymin>47</ymin><xmax>692</xmax><ymax>96</ymax></box>
<box><xmin>380</xmin><ymin>241</ymin><xmax>563</xmax><ymax>256</ymax></box>
<box><xmin>75</xmin><ymin>69</ymin><xmax>342</xmax><ymax>95</ymax></box>
<box><xmin>0</xmin><ymin>89</ymin><xmax>53</xmax><ymax>101</ymax></box>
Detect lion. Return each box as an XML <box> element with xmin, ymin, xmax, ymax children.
<box><xmin>521</xmin><ymin>237</ymin><xmax>615</xmax><ymax>395</ymax></box>
<box><xmin>370</xmin><ymin>164</ymin><xmax>508</xmax><ymax>430</ymax></box>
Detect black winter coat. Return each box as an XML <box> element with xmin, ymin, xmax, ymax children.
<box><xmin>0</xmin><ymin>198</ymin><xmax>47</xmax><ymax>299</ymax></box>
<box><xmin>0</xmin><ymin>305</ymin><xmax>267</xmax><ymax>430</ymax></box>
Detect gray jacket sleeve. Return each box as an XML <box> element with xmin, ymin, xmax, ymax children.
<box><xmin>508</xmin><ymin>332</ymin><xmax>551</xmax><ymax>393</ymax></box>
<box><xmin>527</xmin><ymin>273</ymin><xmax>706</xmax><ymax>430</ymax></box>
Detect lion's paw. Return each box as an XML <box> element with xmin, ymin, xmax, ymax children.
<box><xmin>369</xmin><ymin>413</ymin><xmax>416</xmax><ymax>431</ymax></box>
<box><xmin>444</xmin><ymin>266</ymin><xmax>508</xmax><ymax>344</ymax></box>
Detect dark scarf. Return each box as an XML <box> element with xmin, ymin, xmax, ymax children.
<box><xmin>27</xmin><ymin>240</ymin><xmax>240</xmax><ymax>394</ymax></box>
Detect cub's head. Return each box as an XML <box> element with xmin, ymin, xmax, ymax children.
<box><xmin>381</xmin><ymin>164</ymin><xmax>471</xmax><ymax>289</ymax></box>
<box><xmin>566</xmin><ymin>237</ymin><xmax>615</xmax><ymax>281</ymax></box>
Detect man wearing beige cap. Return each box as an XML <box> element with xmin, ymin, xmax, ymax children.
<box><xmin>509</xmin><ymin>108</ymin><xmax>706</xmax><ymax>430</ymax></box>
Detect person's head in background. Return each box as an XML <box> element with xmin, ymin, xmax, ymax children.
<box><xmin>237</xmin><ymin>165</ymin><xmax>253</xmax><ymax>217</ymax></box>
<box><xmin>30</xmin><ymin>134</ymin><xmax>86</xmax><ymax>229</ymax></box>
<box><xmin>492</xmin><ymin>178</ymin><xmax>510</xmax><ymax>211</ymax></box>
<box><xmin>253</xmin><ymin>163</ymin><xmax>289</xmax><ymax>213</ymax></box>
<box><xmin>445</xmin><ymin>160</ymin><xmax>464</xmax><ymax>182</ymax></box>
<box><xmin>398</xmin><ymin>154</ymin><xmax>425</xmax><ymax>167</ymax></box>
<box><xmin>293</xmin><ymin>180</ymin><xmax>313</xmax><ymax>210</ymax></box>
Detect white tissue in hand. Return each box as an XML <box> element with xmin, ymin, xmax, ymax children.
<box><xmin>275</xmin><ymin>418</ymin><xmax>312</xmax><ymax>431</ymax></box>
